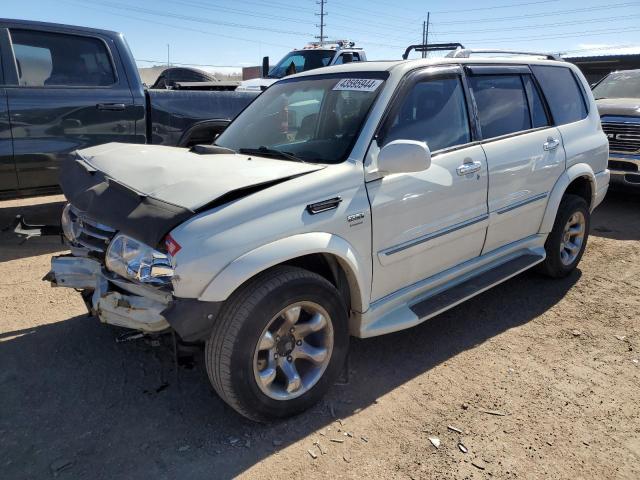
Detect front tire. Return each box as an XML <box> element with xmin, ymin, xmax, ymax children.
<box><xmin>537</xmin><ymin>194</ymin><xmax>590</xmax><ymax>278</ymax></box>
<box><xmin>205</xmin><ymin>266</ymin><xmax>349</xmax><ymax>422</ymax></box>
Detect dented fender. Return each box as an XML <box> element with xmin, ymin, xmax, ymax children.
<box><xmin>198</xmin><ymin>232</ymin><xmax>369</xmax><ymax>312</ymax></box>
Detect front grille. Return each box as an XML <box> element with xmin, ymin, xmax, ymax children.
<box><xmin>602</xmin><ymin>121</ymin><xmax>640</xmax><ymax>153</ymax></box>
<box><xmin>69</xmin><ymin>206</ymin><xmax>116</xmax><ymax>256</ymax></box>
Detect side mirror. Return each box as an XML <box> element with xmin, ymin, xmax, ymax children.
<box><xmin>262</xmin><ymin>56</ymin><xmax>270</xmax><ymax>78</ymax></box>
<box><xmin>377</xmin><ymin>140</ymin><xmax>431</xmax><ymax>175</ymax></box>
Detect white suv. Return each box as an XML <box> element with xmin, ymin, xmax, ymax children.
<box><xmin>47</xmin><ymin>52</ymin><xmax>610</xmax><ymax>421</ymax></box>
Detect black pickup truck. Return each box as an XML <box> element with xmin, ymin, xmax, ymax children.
<box><xmin>0</xmin><ymin>18</ymin><xmax>258</xmax><ymax>198</ymax></box>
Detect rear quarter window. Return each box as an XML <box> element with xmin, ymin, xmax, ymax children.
<box><xmin>530</xmin><ymin>65</ymin><xmax>588</xmax><ymax>125</ymax></box>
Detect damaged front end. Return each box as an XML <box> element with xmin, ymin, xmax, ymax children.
<box><xmin>47</xmin><ymin>255</ymin><xmax>171</xmax><ymax>333</ymax></box>
<box><xmin>47</xmin><ymin>203</ymin><xmax>221</xmax><ymax>341</ymax></box>
<box><xmin>47</xmin><ymin>202</ymin><xmax>174</xmax><ymax>335</ymax></box>
<box><xmin>44</xmin><ymin>217</ymin><xmax>172</xmax><ymax>333</ymax></box>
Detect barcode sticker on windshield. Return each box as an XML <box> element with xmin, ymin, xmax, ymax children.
<box><xmin>333</xmin><ymin>78</ymin><xmax>383</xmax><ymax>92</ymax></box>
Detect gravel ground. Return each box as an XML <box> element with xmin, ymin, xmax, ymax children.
<box><xmin>0</xmin><ymin>192</ymin><xmax>638</xmax><ymax>479</ymax></box>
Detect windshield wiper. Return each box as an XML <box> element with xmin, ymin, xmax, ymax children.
<box><xmin>239</xmin><ymin>146</ymin><xmax>306</xmax><ymax>163</ymax></box>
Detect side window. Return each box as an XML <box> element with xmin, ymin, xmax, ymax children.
<box><xmin>383</xmin><ymin>76</ymin><xmax>471</xmax><ymax>152</ymax></box>
<box><xmin>334</xmin><ymin>53</ymin><xmax>361</xmax><ymax>65</ymax></box>
<box><xmin>10</xmin><ymin>29</ymin><xmax>116</xmax><ymax>87</ymax></box>
<box><xmin>530</xmin><ymin>65</ymin><xmax>588</xmax><ymax>125</ymax></box>
<box><xmin>469</xmin><ymin>75</ymin><xmax>531</xmax><ymax>139</ymax></box>
<box><xmin>522</xmin><ymin>75</ymin><xmax>549</xmax><ymax>128</ymax></box>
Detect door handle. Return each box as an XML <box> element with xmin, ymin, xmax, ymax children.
<box><xmin>96</xmin><ymin>103</ymin><xmax>126</xmax><ymax>111</ymax></box>
<box><xmin>456</xmin><ymin>161</ymin><xmax>482</xmax><ymax>176</ymax></box>
<box><xmin>543</xmin><ymin>137</ymin><xmax>560</xmax><ymax>151</ymax></box>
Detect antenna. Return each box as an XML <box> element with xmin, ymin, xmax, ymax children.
<box><xmin>315</xmin><ymin>0</ymin><xmax>327</xmax><ymax>43</ymax></box>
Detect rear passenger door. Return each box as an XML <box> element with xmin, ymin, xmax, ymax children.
<box><xmin>5</xmin><ymin>27</ymin><xmax>139</xmax><ymax>190</ymax></box>
<box><xmin>466</xmin><ymin>66</ymin><xmax>565</xmax><ymax>253</ymax></box>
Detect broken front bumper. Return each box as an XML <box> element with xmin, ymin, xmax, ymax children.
<box><xmin>47</xmin><ymin>255</ymin><xmax>172</xmax><ymax>333</ymax></box>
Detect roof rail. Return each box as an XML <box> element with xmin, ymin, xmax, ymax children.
<box><xmin>402</xmin><ymin>43</ymin><xmax>465</xmax><ymax>60</ymax></box>
<box><xmin>446</xmin><ymin>49</ymin><xmax>562</xmax><ymax>61</ymax></box>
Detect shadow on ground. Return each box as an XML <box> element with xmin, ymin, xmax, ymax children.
<box><xmin>0</xmin><ymin>199</ymin><xmax>66</xmax><ymax>262</ymax></box>
<box><xmin>591</xmin><ymin>190</ymin><xmax>640</xmax><ymax>241</ymax></box>
<box><xmin>0</xmin><ymin>268</ymin><xmax>580</xmax><ymax>479</ymax></box>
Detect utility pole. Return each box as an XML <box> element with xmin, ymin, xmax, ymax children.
<box><xmin>422</xmin><ymin>21</ymin><xmax>426</xmax><ymax>58</ymax></box>
<box><xmin>424</xmin><ymin>12</ymin><xmax>430</xmax><ymax>57</ymax></box>
<box><xmin>167</xmin><ymin>44</ymin><xmax>170</xmax><ymax>67</ymax></box>
<box><xmin>315</xmin><ymin>0</ymin><xmax>327</xmax><ymax>43</ymax></box>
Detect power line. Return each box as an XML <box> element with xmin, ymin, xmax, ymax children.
<box><xmin>429</xmin><ymin>0</ymin><xmax>559</xmax><ymax>14</ymax></box>
<box><xmin>63</xmin><ymin>0</ymin><xmax>292</xmax><ymax>49</ymax></box>
<box><xmin>435</xmin><ymin>2</ymin><xmax>640</xmax><ymax>25</ymax></box>
<box><xmin>86</xmin><ymin>0</ymin><xmax>310</xmax><ymax>36</ymax></box>
<box><xmin>563</xmin><ymin>44</ymin><xmax>640</xmax><ymax>55</ymax></box>
<box><xmin>157</xmin><ymin>0</ymin><xmax>313</xmax><ymax>25</ymax></box>
<box><xmin>439</xmin><ymin>25</ymin><xmax>640</xmax><ymax>44</ymax></box>
<box><xmin>430</xmin><ymin>13</ymin><xmax>640</xmax><ymax>35</ymax></box>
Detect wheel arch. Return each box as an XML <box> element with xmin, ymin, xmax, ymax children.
<box><xmin>198</xmin><ymin>232</ymin><xmax>369</xmax><ymax>314</ymax></box>
<box><xmin>539</xmin><ymin>163</ymin><xmax>596</xmax><ymax>234</ymax></box>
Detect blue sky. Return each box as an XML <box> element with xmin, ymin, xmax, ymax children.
<box><xmin>3</xmin><ymin>0</ymin><xmax>640</xmax><ymax>73</ymax></box>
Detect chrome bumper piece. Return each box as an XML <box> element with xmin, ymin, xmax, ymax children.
<box><xmin>48</xmin><ymin>256</ymin><xmax>171</xmax><ymax>333</ymax></box>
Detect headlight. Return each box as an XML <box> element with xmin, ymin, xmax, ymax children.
<box><xmin>105</xmin><ymin>234</ymin><xmax>174</xmax><ymax>285</ymax></box>
<box><xmin>61</xmin><ymin>203</ymin><xmax>80</xmax><ymax>242</ymax></box>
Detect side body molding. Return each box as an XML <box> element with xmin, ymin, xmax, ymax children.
<box><xmin>538</xmin><ymin>163</ymin><xmax>596</xmax><ymax>234</ymax></box>
<box><xmin>198</xmin><ymin>232</ymin><xmax>370</xmax><ymax>313</ymax></box>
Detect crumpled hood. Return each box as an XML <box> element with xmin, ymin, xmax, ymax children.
<box><xmin>75</xmin><ymin>143</ymin><xmax>323</xmax><ymax>211</ymax></box>
<box><xmin>61</xmin><ymin>142</ymin><xmax>323</xmax><ymax>246</ymax></box>
<box><xmin>596</xmin><ymin>98</ymin><xmax>640</xmax><ymax>117</ymax></box>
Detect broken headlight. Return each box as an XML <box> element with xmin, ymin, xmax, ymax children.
<box><xmin>105</xmin><ymin>234</ymin><xmax>174</xmax><ymax>285</ymax></box>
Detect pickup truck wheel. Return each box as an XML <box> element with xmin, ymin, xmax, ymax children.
<box><xmin>537</xmin><ymin>194</ymin><xmax>590</xmax><ymax>278</ymax></box>
<box><xmin>205</xmin><ymin>266</ymin><xmax>349</xmax><ymax>422</ymax></box>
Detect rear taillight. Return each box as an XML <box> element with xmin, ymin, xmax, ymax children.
<box><xmin>165</xmin><ymin>234</ymin><xmax>182</xmax><ymax>256</ymax></box>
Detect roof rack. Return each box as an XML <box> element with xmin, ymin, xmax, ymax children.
<box><xmin>402</xmin><ymin>43</ymin><xmax>465</xmax><ymax>60</ymax></box>
<box><xmin>446</xmin><ymin>49</ymin><xmax>562</xmax><ymax>61</ymax></box>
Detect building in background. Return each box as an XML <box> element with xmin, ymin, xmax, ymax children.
<box><xmin>565</xmin><ymin>54</ymin><xmax>640</xmax><ymax>84</ymax></box>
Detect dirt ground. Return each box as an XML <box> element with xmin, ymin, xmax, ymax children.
<box><xmin>0</xmin><ymin>192</ymin><xmax>638</xmax><ymax>480</ymax></box>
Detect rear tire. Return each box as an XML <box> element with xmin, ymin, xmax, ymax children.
<box><xmin>537</xmin><ymin>194</ymin><xmax>590</xmax><ymax>278</ymax></box>
<box><xmin>205</xmin><ymin>266</ymin><xmax>349</xmax><ymax>422</ymax></box>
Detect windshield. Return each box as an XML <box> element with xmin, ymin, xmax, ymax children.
<box><xmin>216</xmin><ymin>74</ymin><xmax>387</xmax><ymax>164</ymax></box>
<box><xmin>593</xmin><ymin>70</ymin><xmax>640</xmax><ymax>99</ymax></box>
<box><xmin>268</xmin><ymin>50</ymin><xmax>335</xmax><ymax>78</ymax></box>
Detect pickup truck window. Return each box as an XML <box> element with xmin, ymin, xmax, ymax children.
<box><xmin>10</xmin><ymin>29</ymin><xmax>116</xmax><ymax>87</ymax></box>
<box><xmin>268</xmin><ymin>50</ymin><xmax>334</xmax><ymax>79</ymax></box>
<box><xmin>216</xmin><ymin>75</ymin><xmax>386</xmax><ymax>163</ymax></box>
<box><xmin>383</xmin><ymin>76</ymin><xmax>471</xmax><ymax>152</ymax></box>
<box><xmin>531</xmin><ymin>65</ymin><xmax>588</xmax><ymax>125</ymax></box>
<box><xmin>592</xmin><ymin>70</ymin><xmax>640</xmax><ymax>99</ymax></box>
<box><xmin>333</xmin><ymin>52</ymin><xmax>361</xmax><ymax>65</ymax></box>
<box><xmin>469</xmin><ymin>75</ymin><xmax>532</xmax><ymax>139</ymax></box>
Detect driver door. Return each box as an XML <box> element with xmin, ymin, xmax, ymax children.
<box><xmin>366</xmin><ymin>67</ymin><xmax>489</xmax><ymax>301</ymax></box>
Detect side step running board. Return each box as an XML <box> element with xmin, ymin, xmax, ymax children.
<box><xmin>410</xmin><ymin>254</ymin><xmax>544</xmax><ymax>320</ymax></box>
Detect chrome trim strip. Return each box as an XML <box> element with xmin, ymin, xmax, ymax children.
<box><xmin>382</xmin><ymin>214</ymin><xmax>489</xmax><ymax>256</ymax></box>
<box><xmin>496</xmin><ymin>192</ymin><xmax>548</xmax><ymax>215</ymax></box>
